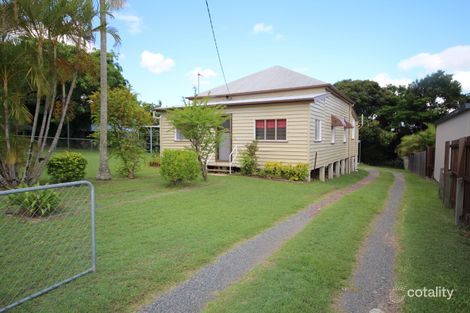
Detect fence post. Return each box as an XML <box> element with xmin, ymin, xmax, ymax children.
<box><xmin>444</xmin><ymin>171</ymin><xmax>452</xmax><ymax>208</ymax></box>
<box><xmin>455</xmin><ymin>177</ymin><xmax>464</xmax><ymax>225</ymax></box>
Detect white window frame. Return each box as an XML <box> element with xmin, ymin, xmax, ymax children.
<box><xmin>253</xmin><ymin>118</ymin><xmax>288</xmax><ymax>142</ymax></box>
<box><xmin>331</xmin><ymin>126</ymin><xmax>336</xmax><ymax>144</ymax></box>
<box><xmin>174</xmin><ymin>128</ymin><xmax>188</xmax><ymax>141</ymax></box>
<box><xmin>314</xmin><ymin>119</ymin><xmax>322</xmax><ymax>142</ymax></box>
<box><xmin>343</xmin><ymin>128</ymin><xmax>347</xmax><ymax>143</ymax></box>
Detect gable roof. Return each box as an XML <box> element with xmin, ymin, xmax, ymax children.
<box><xmin>195</xmin><ymin>66</ymin><xmax>328</xmax><ymax>97</ymax></box>
<box><xmin>435</xmin><ymin>103</ymin><xmax>470</xmax><ymax>125</ymax></box>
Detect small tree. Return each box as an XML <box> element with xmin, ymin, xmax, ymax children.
<box><xmin>240</xmin><ymin>141</ymin><xmax>258</xmax><ymax>175</ymax></box>
<box><xmin>396</xmin><ymin>123</ymin><xmax>436</xmax><ymax>157</ymax></box>
<box><xmin>166</xmin><ymin>97</ymin><xmax>226</xmax><ymax>181</ymax></box>
<box><xmin>90</xmin><ymin>87</ymin><xmax>152</xmax><ymax>179</ymax></box>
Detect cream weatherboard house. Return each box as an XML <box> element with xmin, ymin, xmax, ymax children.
<box><xmin>159</xmin><ymin>66</ymin><xmax>359</xmax><ymax>181</ymax></box>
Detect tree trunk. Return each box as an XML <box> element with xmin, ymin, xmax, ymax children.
<box><xmin>96</xmin><ymin>0</ymin><xmax>112</xmax><ymax>181</ymax></box>
<box><xmin>201</xmin><ymin>158</ymin><xmax>208</xmax><ymax>181</ymax></box>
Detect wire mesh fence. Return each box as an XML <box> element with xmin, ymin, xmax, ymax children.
<box><xmin>14</xmin><ymin>135</ymin><xmax>97</xmax><ymax>151</ymax></box>
<box><xmin>0</xmin><ymin>181</ymin><xmax>95</xmax><ymax>312</ymax></box>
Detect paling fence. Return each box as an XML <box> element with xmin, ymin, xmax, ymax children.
<box><xmin>403</xmin><ymin>147</ymin><xmax>435</xmax><ymax>178</ymax></box>
<box><xmin>439</xmin><ymin>136</ymin><xmax>470</xmax><ymax>224</ymax></box>
<box><xmin>0</xmin><ymin>181</ymin><xmax>95</xmax><ymax>312</ymax></box>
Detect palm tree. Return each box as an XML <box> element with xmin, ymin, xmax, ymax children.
<box><xmin>96</xmin><ymin>0</ymin><xmax>124</xmax><ymax>181</ymax></box>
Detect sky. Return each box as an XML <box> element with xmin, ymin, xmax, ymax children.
<box><xmin>105</xmin><ymin>0</ymin><xmax>470</xmax><ymax>107</ymax></box>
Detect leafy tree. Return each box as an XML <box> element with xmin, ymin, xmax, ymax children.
<box><xmin>335</xmin><ymin>72</ymin><xmax>464</xmax><ymax>166</ymax></box>
<box><xmin>90</xmin><ymin>87</ymin><xmax>152</xmax><ymax>179</ymax></box>
<box><xmin>71</xmin><ymin>50</ymin><xmax>128</xmax><ymax>138</ymax></box>
<box><xmin>334</xmin><ymin>79</ymin><xmax>390</xmax><ymax>118</ymax></box>
<box><xmin>166</xmin><ymin>97</ymin><xmax>227</xmax><ymax>181</ymax></box>
<box><xmin>0</xmin><ymin>0</ymin><xmax>96</xmax><ymax>186</ymax></box>
<box><xmin>396</xmin><ymin>124</ymin><xmax>435</xmax><ymax>157</ymax></box>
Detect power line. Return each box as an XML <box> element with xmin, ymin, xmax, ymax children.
<box><xmin>204</xmin><ymin>0</ymin><xmax>230</xmax><ymax>95</ymax></box>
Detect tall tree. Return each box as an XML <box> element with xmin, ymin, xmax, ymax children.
<box><xmin>96</xmin><ymin>0</ymin><xmax>124</xmax><ymax>181</ymax></box>
<box><xmin>0</xmin><ymin>0</ymin><xmax>96</xmax><ymax>186</ymax></box>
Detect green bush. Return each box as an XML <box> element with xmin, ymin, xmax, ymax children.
<box><xmin>160</xmin><ymin>149</ymin><xmax>200</xmax><ymax>184</ymax></box>
<box><xmin>262</xmin><ymin>161</ymin><xmax>309</xmax><ymax>182</ymax></box>
<box><xmin>113</xmin><ymin>142</ymin><xmax>145</xmax><ymax>179</ymax></box>
<box><xmin>240</xmin><ymin>141</ymin><xmax>258</xmax><ymax>175</ymax></box>
<box><xmin>47</xmin><ymin>151</ymin><xmax>87</xmax><ymax>183</ymax></box>
<box><xmin>149</xmin><ymin>153</ymin><xmax>161</xmax><ymax>167</ymax></box>
<box><xmin>7</xmin><ymin>184</ymin><xmax>61</xmax><ymax>217</ymax></box>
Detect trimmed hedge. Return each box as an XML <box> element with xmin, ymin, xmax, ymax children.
<box><xmin>260</xmin><ymin>161</ymin><xmax>309</xmax><ymax>182</ymax></box>
<box><xmin>160</xmin><ymin>149</ymin><xmax>200</xmax><ymax>184</ymax></box>
<box><xmin>47</xmin><ymin>151</ymin><xmax>87</xmax><ymax>183</ymax></box>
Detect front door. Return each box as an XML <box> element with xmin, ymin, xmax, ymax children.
<box><xmin>217</xmin><ymin>117</ymin><xmax>231</xmax><ymax>161</ymax></box>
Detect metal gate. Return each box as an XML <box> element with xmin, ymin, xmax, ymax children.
<box><xmin>0</xmin><ymin>181</ymin><xmax>95</xmax><ymax>312</ymax></box>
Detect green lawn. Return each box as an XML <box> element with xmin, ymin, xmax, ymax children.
<box><xmin>203</xmin><ymin>170</ymin><xmax>394</xmax><ymax>313</ymax></box>
<box><xmin>396</xmin><ymin>172</ymin><xmax>470</xmax><ymax>312</ymax></box>
<box><xmin>3</xmin><ymin>150</ymin><xmax>368</xmax><ymax>313</ymax></box>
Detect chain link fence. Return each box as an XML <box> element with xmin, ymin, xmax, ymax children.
<box><xmin>0</xmin><ymin>181</ymin><xmax>95</xmax><ymax>312</ymax></box>
<box><xmin>15</xmin><ymin>135</ymin><xmax>97</xmax><ymax>151</ymax></box>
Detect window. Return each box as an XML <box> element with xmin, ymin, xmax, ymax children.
<box><xmin>255</xmin><ymin>119</ymin><xmax>287</xmax><ymax>141</ymax></box>
<box><xmin>315</xmin><ymin>119</ymin><xmax>322</xmax><ymax>141</ymax></box>
<box><xmin>343</xmin><ymin>128</ymin><xmax>347</xmax><ymax>143</ymax></box>
<box><xmin>331</xmin><ymin>127</ymin><xmax>336</xmax><ymax>143</ymax></box>
<box><xmin>277</xmin><ymin>119</ymin><xmax>286</xmax><ymax>140</ymax></box>
<box><xmin>175</xmin><ymin>128</ymin><xmax>187</xmax><ymax>141</ymax></box>
<box><xmin>351</xmin><ymin>119</ymin><xmax>356</xmax><ymax>139</ymax></box>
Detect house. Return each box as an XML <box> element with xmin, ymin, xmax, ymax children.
<box><xmin>433</xmin><ymin>103</ymin><xmax>470</xmax><ymax>182</ymax></box>
<box><xmin>159</xmin><ymin>66</ymin><xmax>359</xmax><ymax>181</ymax></box>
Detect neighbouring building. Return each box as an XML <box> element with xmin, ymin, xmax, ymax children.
<box><xmin>433</xmin><ymin>103</ymin><xmax>470</xmax><ymax>182</ymax></box>
<box><xmin>158</xmin><ymin>66</ymin><xmax>359</xmax><ymax>181</ymax></box>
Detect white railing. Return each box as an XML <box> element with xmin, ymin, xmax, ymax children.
<box><xmin>229</xmin><ymin>145</ymin><xmax>239</xmax><ymax>174</ymax></box>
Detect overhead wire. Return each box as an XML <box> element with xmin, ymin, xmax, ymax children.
<box><xmin>204</xmin><ymin>0</ymin><xmax>230</xmax><ymax>96</ymax></box>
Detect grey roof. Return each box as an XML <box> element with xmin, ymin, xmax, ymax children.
<box><xmin>197</xmin><ymin>66</ymin><xmax>328</xmax><ymax>97</ymax></box>
<box><xmin>435</xmin><ymin>103</ymin><xmax>470</xmax><ymax>125</ymax></box>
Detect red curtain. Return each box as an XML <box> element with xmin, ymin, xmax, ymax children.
<box><xmin>266</xmin><ymin>120</ymin><xmax>275</xmax><ymax>128</ymax></box>
<box><xmin>277</xmin><ymin>119</ymin><xmax>286</xmax><ymax>128</ymax></box>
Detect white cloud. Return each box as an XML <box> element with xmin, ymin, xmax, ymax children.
<box><xmin>453</xmin><ymin>71</ymin><xmax>470</xmax><ymax>93</ymax></box>
<box><xmin>187</xmin><ymin>67</ymin><xmax>217</xmax><ymax>87</ymax></box>
<box><xmin>398</xmin><ymin>45</ymin><xmax>470</xmax><ymax>72</ymax></box>
<box><xmin>373</xmin><ymin>73</ymin><xmax>412</xmax><ymax>87</ymax></box>
<box><xmin>274</xmin><ymin>33</ymin><xmax>284</xmax><ymax>41</ymax></box>
<box><xmin>140</xmin><ymin>51</ymin><xmax>175</xmax><ymax>74</ymax></box>
<box><xmin>253</xmin><ymin>23</ymin><xmax>273</xmax><ymax>34</ymax></box>
<box><xmin>397</xmin><ymin>45</ymin><xmax>470</xmax><ymax>93</ymax></box>
<box><xmin>115</xmin><ymin>13</ymin><xmax>142</xmax><ymax>34</ymax></box>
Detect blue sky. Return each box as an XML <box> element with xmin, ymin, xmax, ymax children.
<box><xmin>106</xmin><ymin>0</ymin><xmax>470</xmax><ymax>107</ymax></box>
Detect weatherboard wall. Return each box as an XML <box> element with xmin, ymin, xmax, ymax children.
<box><xmin>308</xmin><ymin>94</ymin><xmax>359</xmax><ymax>169</ymax></box>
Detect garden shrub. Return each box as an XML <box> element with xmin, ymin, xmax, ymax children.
<box><xmin>262</xmin><ymin>161</ymin><xmax>309</xmax><ymax>181</ymax></box>
<box><xmin>240</xmin><ymin>141</ymin><xmax>258</xmax><ymax>175</ymax></box>
<box><xmin>7</xmin><ymin>184</ymin><xmax>61</xmax><ymax>217</ymax></box>
<box><xmin>160</xmin><ymin>149</ymin><xmax>200</xmax><ymax>184</ymax></box>
<box><xmin>47</xmin><ymin>151</ymin><xmax>87</xmax><ymax>183</ymax></box>
<box><xmin>149</xmin><ymin>153</ymin><xmax>161</xmax><ymax>167</ymax></box>
<box><xmin>114</xmin><ymin>142</ymin><xmax>145</xmax><ymax>179</ymax></box>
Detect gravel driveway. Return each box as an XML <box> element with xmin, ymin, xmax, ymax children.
<box><xmin>337</xmin><ymin>172</ymin><xmax>404</xmax><ymax>313</ymax></box>
<box><xmin>137</xmin><ymin>170</ymin><xmax>379</xmax><ymax>313</ymax></box>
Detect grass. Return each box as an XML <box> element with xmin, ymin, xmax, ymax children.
<box><xmin>396</xmin><ymin>172</ymin><xmax>470</xmax><ymax>312</ymax></box>
<box><xmin>2</xmin><ymin>150</ymin><xmax>368</xmax><ymax>313</ymax></box>
<box><xmin>202</xmin><ymin>170</ymin><xmax>394</xmax><ymax>313</ymax></box>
